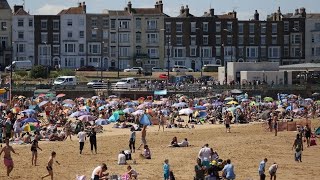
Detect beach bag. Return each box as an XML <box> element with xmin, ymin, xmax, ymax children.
<box><xmin>76</xmin><ymin>175</ymin><xmax>86</xmax><ymax>180</ymax></box>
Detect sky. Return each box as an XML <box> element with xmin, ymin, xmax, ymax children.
<box><xmin>7</xmin><ymin>0</ymin><xmax>320</xmax><ymax>20</ymax></box>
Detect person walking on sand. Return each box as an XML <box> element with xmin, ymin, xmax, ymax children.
<box><xmin>0</xmin><ymin>139</ymin><xmax>19</xmax><ymax>177</ymax></box>
<box><xmin>163</xmin><ymin>159</ymin><xmax>170</xmax><ymax>180</ymax></box>
<box><xmin>77</xmin><ymin>128</ymin><xmax>86</xmax><ymax>154</ymax></box>
<box><xmin>273</xmin><ymin>114</ymin><xmax>278</xmax><ymax>136</ymax></box>
<box><xmin>258</xmin><ymin>158</ymin><xmax>268</xmax><ymax>180</ymax></box>
<box><xmin>292</xmin><ymin>134</ymin><xmax>303</xmax><ymax>162</ymax></box>
<box><xmin>225</xmin><ymin>111</ymin><xmax>231</xmax><ymax>133</ymax></box>
<box><xmin>158</xmin><ymin>112</ymin><xmax>165</xmax><ymax>132</ymax></box>
<box><xmin>304</xmin><ymin>124</ymin><xmax>311</xmax><ymax>147</ymax></box>
<box><xmin>41</xmin><ymin>151</ymin><xmax>60</xmax><ymax>180</ymax></box>
<box><xmin>88</xmin><ymin>128</ymin><xmax>97</xmax><ymax>154</ymax></box>
<box><xmin>129</xmin><ymin>126</ymin><xmax>136</xmax><ymax>153</ymax></box>
<box><xmin>31</xmin><ymin>134</ymin><xmax>42</xmax><ymax>166</ymax></box>
<box><xmin>268</xmin><ymin>163</ymin><xmax>278</xmax><ymax>180</ymax></box>
<box><xmin>137</xmin><ymin>126</ymin><xmax>147</xmax><ymax>150</ymax></box>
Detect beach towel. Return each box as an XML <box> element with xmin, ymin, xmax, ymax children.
<box><xmin>76</xmin><ymin>175</ymin><xmax>86</xmax><ymax>180</ymax></box>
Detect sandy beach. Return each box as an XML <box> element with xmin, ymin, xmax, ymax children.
<box><xmin>0</xmin><ymin>119</ymin><xmax>319</xmax><ymax>180</ymax></box>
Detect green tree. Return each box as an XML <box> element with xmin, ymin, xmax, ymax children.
<box><xmin>29</xmin><ymin>65</ymin><xmax>48</xmax><ymax>79</ymax></box>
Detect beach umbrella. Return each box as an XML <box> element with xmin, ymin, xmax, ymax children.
<box><xmin>56</xmin><ymin>93</ymin><xmax>66</xmax><ymax>98</ymax></box>
<box><xmin>212</xmin><ymin>102</ymin><xmax>223</xmax><ymax>107</ymax></box>
<box><xmin>172</xmin><ymin>102</ymin><xmax>187</xmax><ymax>108</ymax></box>
<box><xmin>23</xmin><ymin>123</ymin><xmax>36</xmax><ymax>132</ymax></box>
<box><xmin>304</xmin><ymin>98</ymin><xmax>313</xmax><ymax>101</ymax></box>
<box><xmin>38</xmin><ymin>101</ymin><xmax>49</xmax><ymax>107</ymax></box>
<box><xmin>132</xmin><ymin>110</ymin><xmax>145</xmax><ymax>116</ymax></box>
<box><xmin>286</xmin><ymin>106</ymin><xmax>292</xmax><ymax>111</ymax></box>
<box><xmin>179</xmin><ymin>108</ymin><xmax>193</xmax><ymax>115</ymax></box>
<box><xmin>123</xmin><ymin>108</ymin><xmax>134</xmax><ymax>113</ymax></box>
<box><xmin>114</xmin><ymin>110</ymin><xmax>124</xmax><ymax>115</ymax></box>
<box><xmin>18</xmin><ymin>95</ymin><xmax>26</xmax><ymax>99</ymax></box>
<box><xmin>46</xmin><ymin>93</ymin><xmax>55</xmax><ymax>97</ymax></box>
<box><xmin>63</xmin><ymin>99</ymin><xmax>75</xmax><ymax>105</ymax></box>
<box><xmin>224</xmin><ymin>97</ymin><xmax>234</xmax><ymax>101</ymax></box>
<box><xmin>21</xmin><ymin>109</ymin><xmax>36</xmax><ymax>115</ymax></box>
<box><xmin>108</xmin><ymin>100</ymin><xmax>119</xmax><ymax>106</ymax></box>
<box><xmin>52</xmin><ymin>100</ymin><xmax>59</xmax><ymax>104</ymax></box>
<box><xmin>230</xmin><ymin>89</ymin><xmax>243</xmax><ymax>94</ymax></box>
<box><xmin>249</xmin><ymin>101</ymin><xmax>259</xmax><ymax>106</ymax></box>
<box><xmin>70</xmin><ymin>111</ymin><xmax>90</xmax><ymax>118</ymax></box>
<box><xmin>78</xmin><ymin>115</ymin><xmax>96</xmax><ymax>122</ymax></box>
<box><xmin>241</xmin><ymin>98</ymin><xmax>249</xmax><ymax>102</ymax></box>
<box><xmin>95</xmin><ymin>119</ymin><xmax>108</xmax><ymax>125</ymax></box>
<box><xmin>139</xmin><ymin>114</ymin><xmax>152</xmax><ymax>126</ymax></box>
<box><xmin>161</xmin><ymin>109</ymin><xmax>170</xmax><ymax>115</ymax></box>
<box><xmin>92</xmin><ymin>96</ymin><xmax>100</xmax><ymax>99</ymax></box>
<box><xmin>264</xmin><ymin>97</ymin><xmax>274</xmax><ymax>102</ymax></box>
<box><xmin>226</xmin><ymin>101</ymin><xmax>238</xmax><ymax>105</ymax></box>
<box><xmin>236</xmin><ymin>105</ymin><xmax>242</xmax><ymax>109</ymax></box>
<box><xmin>109</xmin><ymin>95</ymin><xmax>117</xmax><ymax>98</ymax></box>
<box><xmin>79</xmin><ymin>106</ymin><xmax>90</xmax><ymax>112</ymax></box>
<box><xmin>137</xmin><ymin>104</ymin><xmax>146</xmax><ymax>110</ymax></box>
<box><xmin>194</xmin><ymin>106</ymin><xmax>206</xmax><ymax>110</ymax></box>
<box><xmin>312</xmin><ymin>92</ymin><xmax>319</xmax><ymax>97</ymax></box>
<box><xmin>21</xmin><ymin>118</ymin><xmax>39</xmax><ymax>125</ymax></box>
<box><xmin>63</xmin><ymin>103</ymin><xmax>73</xmax><ymax>108</ymax></box>
<box><xmin>38</xmin><ymin>94</ymin><xmax>46</xmax><ymax>98</ymax></box>
<box><xmin>108</xmin><ymin>113</ymin><xmax>120</xmax><ymax>122</ymax></box>
<box><xmin>227</xmin><ymin>107</ymin><xmax>236</xmax><ymax>113</ymax></box>
<box><xmin>203</xmin><ymin>103</ymin><xmax>211</xmax><ymax>107</ymax></box>
<box><xmin>0</xmin><ymin>89</ymin><xmax>6</xmax><ymax>95</ymax></box>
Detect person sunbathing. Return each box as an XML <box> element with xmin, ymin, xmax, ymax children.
<box><xmin>170</xmin><ymin>137</ymin><xmax>179</xmax><ymax>147</ymax></box>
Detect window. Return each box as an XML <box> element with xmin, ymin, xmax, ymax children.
<box><xmin>216</xmin><ymin>22</ymin><xmax>221</xmax><ymax>32</ymax></box>
<box><xmin>18</xmin><ymin>31</ymin><xmax>24</xmax><ymax>39</ymax></box>
<box><xmin>165</xmin><ymin>22</ymin><xmax>171</xmax><ymax>33</ymax></box>
<box><xmin>190</xmin><ymin>47</ymin><xmax>197</xmax><ymax>56</ymax></box>
<box><xmin>294</xmin><ymin>21</ymin><xmax>299</xmax><ymax>31</ymax></box>
<box><xmin>120</xmin><ymin>21</ymin><xmax>130</xmax><ymax>29</ymax></box>
<box><xmin>53</xmin><ymin>20</ymin><xmax>59</xmax><ymax>30</ymax></box>
<box><xmin>260</xmin><ymin>35</ymin><xmax>266</xmax><ymax>45</ymax></box>
<box><xmin>136</xmin><ymin>32</ymin><xmax>141</xmax><ymax>43</ymax></box>
<box><xmin>224</xmin><ymin>47</ymin><xmax>234</xmax><ymax>57</ymax></box>
<box><xmin>190</xmin><ymin>35</ymin><xmax>196</xmax><ymax>45</ymax></box>
<box><xmin>312</xmin><ymin>34</ymin><xmax>315</xmax><ymax>43</ymax></box>
<box><xmin>203</xmin><ymin>22</ymin><xmax>208</xmax><ymax>32</ymax></box>
<box><xmin>261</xmin><ymin>47</ymin><xmax>266</xmax><ymax>57</ymax></box>
<box><xmin>1</xmin><ymin>22</ymin><xmax>6</xmax><ymax>30</ymax></box>
<box><xmin>110</xmin><ymin>46</ymin><xmax>116</xmax><ymax>57</ymax></box>
<box><xmin>203</xmin><ymin>36</ymin><xmax>209</xmax><ymax>45</ymax></box>
<box><xmin>147</xmin><ymin>20</ymin><xmax>157</xmax><ymax>30</ymax></box>
<box><xmin>148</xmin><ymin>48</ymin><xmax>159</xmax><ymax>58</ymax></box>
<box><xmin>272</xmin><ymin>35</ymin><xmax>277</xmax><ymax>44</ymax></box>
<box><xmin>64</xmin><ymin>44</ymin><xmax>76</xmax><ymax>53</ymax></box>
<box><xmin>136</xmin><ymin>46</ymin><xmax>141</xmax><ymax>55</ymax></box>
<box><xmin>53</xmin><ymin>46</ymin><xmax>60</xmax><ymax>55</ymax></box>
<box><xmin>272</xmin><ymin>23</ymin><xmax>277</xmax><ymax>34</ymax></box>
<box><xmin>119</xmin><ymin>33</ymin><xmax>130</xmax><ymax>43</ymax></box>
<box><xmin>249</xmin><ymin>35</ymin><xmax>255</xmax><ymax>44</ymax></box>
<box><xmin>284</xmin><ymin>46</ymin><xmax>289</xmax><ymax>57</ymax></box>
<box><xmin>291</xmin><ymin>34</ymin><xmax>301</xmax><ymax>44</ymax></box>
<box><xmin>67</xmin><ymin>31</ymin><xmax>73</xmax><ymax>38</ymax></box>
<box><xmin>227</xmin><ymin>35</ymin><xmax>232</xmax><ymax>45</ymax></box>
<box><xmin>41</xmin><ymin>20</ymin><xmax>47</xmax><ymax>30</ymax></box>
<box><xmin>147</xmin><ymin>33</ymin><xmax>158</xmax><ymax>44</ymax></box>
<box><xmin>103</xmin><ymin>30</ymin><xmax>108</xmax><ymax>39</ymax></box>
<box><xmin>53</xmin><ymin>33</ymin><xmax>59</xmax><ymax>43</ymax></box>
<box><xmin>91</xmin><ymin>30</ymin><xmax>97</xmax><ymax>39</ymax></box>
<box><xmin>111</xmin><ymin>19</ymin><xmax>116</xmax><ymax>29</ymax></box>
<box><xmin>291</xmin><ymin>47</ymin><xmax>301</xmax><ymax>57</ymax></box>
<box><xmin>67</xmin><ymin>19</ymin><xmax>72</xmax><ymax>26</ymax></box>
<box><xmin>119</xmin><ymin>47</ymin><xmax>129</xmax><ymax>57</ymax></box>
<box><xmin>65</xmin><ymin>58</ymin><xmax>76</xmax><ymax>67</ymax></box>
<box><xmin>79</xmin><ymin>18</ymin><xmax>84</xmax><ymax>26</ymax></box>
<box><xmin>238</xmin><ymin>23</ymin><xmax>243</xmax><ymax>34</ymax></box>
<box><xmin>176</xmin><ymin>23</ymin><xmax>182</xmax><ymax>32</ymax></box>
<box><xmin>284</xmin><ymin>21</ymin><xmax>289</xmax><ymax>31</ymax></box>
<box><xmin>215</xmin><ymin>35</ymin><xmax>221</xmax><ymax>45</ymax></box>
<box><xmin>18</xmin><ymin>19</ymin><xmax>24</xmax><ymax>27</ymax></box>
<box><xmin>41</xmin><ymin>33</ymin><xmax>47</xmax><ymax>43</ymax></box>
<box><xmin>284</xmin><ymin>35</ymin><xmax>289</xmax><ymax>45</ymax></box>
<box><xmin>191</xmin><ymin>22</ymin><xmax>197</xmax><ymax>32</ymax></box>
<box><xmin>103</xmin><ymin>18</ymin><xmax>109</xmax><ymax>27</ymax></box>
<box><xmin>246</xmin><ymin>47</ymin><xmax>258</xmax><ymax>58</ymax></box>
<box><xmin>39</xmin><ymin>46</ymin><xmax>50</xmax><ymax>56</ymax></box>
<box><xmin>261</xmin><ymin>23</ymin><xmax>266</xmax><ymax>34</ymax></box>
<box><xmin>110</xmin><ymin>33</ymin><xmax>116</xmax><ymax>43</ymax></box>
<box><xmin>28</xmin><ymin>19</ymin><xmax>33</xmax><ymax>27</ymax></box>
<box><xmin>173</xmin><ymin>48</ymin><xmax>185</xmax><ymax>57</ymax></box>
<box><xmin>91</xmin><ymin>18</ymin><xmax>97</xmax><ymax>27</ymax></box>
<box><xmin>312</xmin><ymin>48</ymin><xmax>315</xmax><ymax>56</ymax></box>
<box><xmin>238</xmin><ymin>47</ymin><xmax>244</xmax><ymax>57</ymax></box>
<box><xmin>136</xmin><ymin>18</ymin><xmax>141</xmax><ymax>29</ymax></box>
<box><xmin>227</xmin><ymin>22</ymin><xmax>232</xmax><ymax>31</ymax></box>
<box><xmin>176</xmin><ymin>36</ymin><xmax>183</xmax><ymax>45</ymax></box>
<box><xmin>17</xmin><ymin>44</ymin><xmax>25</xmax><ymax>53</ymax></box>
<box><xmin>216</xmin><ymin>47</ymin><xmax>221</xmax><ymax>56</ymax></box>
<box><xmin>79</xmin><ymin>31</ymin><xmax>84</xmax><ymax>38</ymax></box>
<box><xmin>89</xmin><ymin>44</ymin><xmax>101</xmax><ymax>54</ymax></box>
<box><xmin>202</xmin><ymin>47</ymin><xmax>212</xmax><ymax>58</ymax></box>
<box><xmin>238</xmin><ymin>35</ymin><xmax>244</xmax><ymax>45</ymax></box>
<box><xmin>174</xmin><ymin>61</ymin><xmax>185</xmax><ymax>66</ymax></box>
<box><xmin>249</xmin><ymin>23</ymin><xmax>255</xmax><ymax>34</ymax></box>
<box><xmin>269</xmin><ymin>47</ymin><xmax>280</xmax><ymax>58</ymax></box>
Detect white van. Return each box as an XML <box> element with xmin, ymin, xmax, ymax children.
<box><xmin>53</xmin><ymin>76</ymin><xmax>77</xmax><ymax>89</ymax></box>
<box><xmin>115</xmin><ymin>78</ymin><xmax>137</xmax><ymax>89</ymax></box>
<box><xmin>5</xmin><ymin>60</ymin><xmax>32</xmax><ymax>71</ymax></box>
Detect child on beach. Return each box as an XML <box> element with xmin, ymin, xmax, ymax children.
<box><xmin>163</xmin><ymin>159</ymin><xmax>170</xmax><ymax>180</ymax></box>
<box><xmin>41</xmin><ymin>151</ymin><xmax>60</xmax><ymax>180</ymax></box>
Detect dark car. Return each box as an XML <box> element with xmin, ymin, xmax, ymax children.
<box><xmin>76</xmin><ymin>66</ymin><xmax>96</xmax><ymax>71</ymax></box>
<box><xmin>108</xmin><ymin>67</ymin><xmax>120</xmax><ymax>71</ymax></box>
<box><xmin>199</xmin><ymin>76</ymin><xmax>213</xmax><ymax>82</ymax></box>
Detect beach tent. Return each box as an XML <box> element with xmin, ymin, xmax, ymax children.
<box><xmin>140</xmin><ymin>114</ymin><xmax>152</xmax><ymax>126</ymax></box>
<box><xmin>316</xmin><ymin>127</ymin><xmax>320</xmax><ymax>136</ymax></box>
<box><xmin>108</xmin><ymin>113</ymin><xmax>120</xmax><ymax>122</ymax></box>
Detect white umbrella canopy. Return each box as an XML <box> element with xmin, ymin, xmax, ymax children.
<box><xmin>179</xmin><ymin>108</ymin><xmax>193</xmax><ymax>115</ymax></box>
<box><xmin>132</xmin><ymin>110</ymin><xmax>145</xmax><ymax>116</ymax></box>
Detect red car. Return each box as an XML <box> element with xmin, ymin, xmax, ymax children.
<box><xmin>159</xmin><ymin>74</ymin><xmax>168</xmax><ymax>79</ymax></box>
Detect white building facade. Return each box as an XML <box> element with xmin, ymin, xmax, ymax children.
<box><xmin>305</xmin><ymin>14</ymin><xmax>320</xmax><ymax>63</ymax></box>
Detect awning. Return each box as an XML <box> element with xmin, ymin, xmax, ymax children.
<box><xmin>154</xmin><ymin>89</ymin><xmax>167</xmax><ymax>95</ymax></box>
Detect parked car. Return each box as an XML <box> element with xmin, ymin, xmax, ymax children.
<box><xmin>171</xmin><ymin>65</ymin><xmax>194</xmax><ymax>72</ymax></box>
<box><xmin>87</xmin><ymin>80</ymin><xmax>104</xmax><ymax>88</ymax></box>
<box><xmin>123</xmin><ymin>67</ymin><xmax>144</xmax><ymax>73</ymax></box>
<box><xmin>115</xmin><ymin>78</ymin><xmax>138</xmax><ymax>89</ymax></box>
<box><xmin>5</xmin><ymin>60</ymin><xmax>32</xmax><ymax>71</ymax></box>
<box><xmin>152</xmin><ymin>67</ymin><xmax>166</xmax><ymax>72</ymax></box>
<box><xmin>53</xmin><ymin>76</ymin><xmax>77</xmax><ymax>89</ymax></box>
<box><xmin>76</xmin><ymin>66</ymin><xmax>96</xmax><ymax>71</ymax></box>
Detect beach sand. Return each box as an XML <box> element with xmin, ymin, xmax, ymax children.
<box><xmin>1</xmin><ymin>119</ymin><xmax>320</xmax><ymax>180</ymax></box>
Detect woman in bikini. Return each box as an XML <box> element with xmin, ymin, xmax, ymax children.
<box><xmin>31</xmin><ymin>134</ymin><xmax>42</xmax><ymax>166</ymax></box>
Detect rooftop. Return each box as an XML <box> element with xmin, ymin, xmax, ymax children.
<box><xmin>0</xmin><ymin>0</ymin><xmax>10</xmax><ymax>10</ymax></box>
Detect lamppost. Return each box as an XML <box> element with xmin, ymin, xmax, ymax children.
<box><xmin>161</xmin><ymin>28</ymin><xmax>170</xmax><ymax>87</ymax></box>
<box><xmin>101</xmin><ymin>41</ymin><xmax>104</xmax><ymax>81</ymax></box>
<box><xmin>196</xmin><ymin>27</ymin><xmax>203</xmax><ymax>77</ymax></box>
<box><xmin>117</xmin><ymin>26</ymin><xmax>120</xmax><ymax>78</ymax></box>
<box><xmin>293</xmin><ymin>27</ymin><xmax>302</xmax><ymax>64</ymax></box>
<box><xmin>10</xmin><ymin>41</ymin><xmax>14</xmax><ymax>106</ymax></box>
<box><xmin>223</xmin><ymin>29</ymin><xmax>233</xmax><ymax>85</ymax></box>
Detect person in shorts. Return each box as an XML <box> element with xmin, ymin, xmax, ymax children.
<box><xmin>41</xmin><ymin>151</ymin><xmax>60</xmax><ymax>180</ymax></box>
<box><xmin>31</xmin><ymin>134</ymin><xmax>42</xmax><ymax>166</ymax></box>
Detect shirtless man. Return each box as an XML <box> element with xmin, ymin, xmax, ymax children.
<box><xmin>137</xmin><ymin>126</ymin><xmax>147</xmax><ymax>150</ymax></box>
<box><xmin>0</xmin><ymin>139</ymin><xmax>19</xmax><ymax>176</ymax></box>
<box><xmin>41</xmin><ymin>151</ymin><xmax>60</xmax><ymax>180</ymax></box>
<box><xmin>91</xmin><ymin>163</ymin><xmax>109</xmax><ymax>180</ymax></box>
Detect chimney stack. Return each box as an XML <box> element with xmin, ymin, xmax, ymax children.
<box><xmin>185</xmin><ymin>5</ymin><xmax>189</xmax><ymax>16</ymax></box>
<box><xmin>233</xmin><ymin>10</ymin><xmax>237</xmax><ymax>18</ymax></box>
<box><xmin>210</xmin><ymin>9</ymin><xmax>214</xmax><ymax>16</ymax></box>
<box><xmin>295</xmin><ymin>9</ymin><xmax>299</xmax><ymax>15</ymax></box>
<box><xmin>82</xmin><ymin>2</ymin><xmax>86</xmax><ymax>13</ymax></box>
<box><xmin>300</xmin><ymin>7</ymin><xmax>306</xmax><ymax>17</ymax></box>
<box><xmin>14</xmin><ymin>5</ymin><xmax>24</xmax><ymax>13</ymax></box>
<box><xmin>158</xmin><ymin>0</ymin><xmax>163</xmax><ymax>13</ymax></box>
<box><xmin>127</xmin><ymin>1</ymin><xmax>132</xmax><ymax>13</ymax></box>
<box><xmin>254</xmin><ymin>10</ymin><xmax>259</xmax><ymax>20</ymax></box>
<box><xmin>180</xmin><ymin>6</ymin><xmax>185</xmax><ymax>15</ymax></box>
